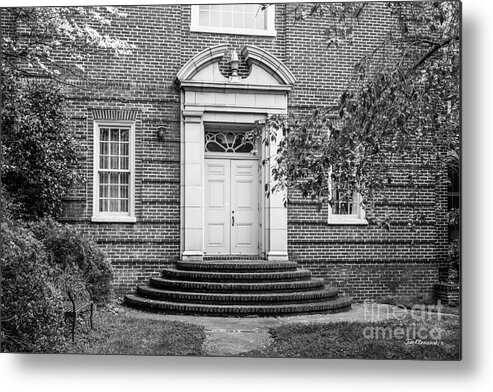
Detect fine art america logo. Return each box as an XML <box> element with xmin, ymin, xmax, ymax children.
<box><xmin>362</xmin><ymin>301</ymin><xmax>445</xmax><ymax>345</ymax></box>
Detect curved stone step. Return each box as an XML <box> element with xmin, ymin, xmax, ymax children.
<box><xmin>149</xmin><ymin>277</ymin><xmax>326</xmax><ymax>293</ymax></box>
<box><xmin>161</xmin><ymin>268</ymin><xmax>311</xmax><ymax>282</ymax></box>
<box><xmin>125</xmin><ymin>294</ymin><xmax>352</xmax><ymax>316</ymax></box>
<box><xmin>136</xmin><ymin>285</ymin><xmax>339</xmax><ymax>304</ymax></box>
<box><xmin>176</xmin><ymin>260</ymin><xmax>299</xmax><ymax>272</ymax></box>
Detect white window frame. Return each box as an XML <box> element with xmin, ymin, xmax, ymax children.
<box><xmin>92</xmin><ymin>120</ymin><xmax>136</xmax><ymax>223</ymax></box>
<box><xmin>327</xmin><ymin>178</ymin><xmax>368</xmax><ymax>225</ymax></box>
<box><xmin>190</xmin><ymin>4</ymin><xmax>276</xmax><ymax>37</ymax></box>
<box><xmin>326</xmin><ymin>125</ymin><xmax>367</xmax><ymax>225</ymax></box>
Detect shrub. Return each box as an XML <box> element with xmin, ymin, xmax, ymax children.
<box><xmin>1</xmin><ymin>70</ymin><xmax>83</xmax><ymax>220</ymax></box>
<box><xmin>29</xmin><ymin>218</ymin><xmax>113</xmax><ymax>304</ymax></box>
<box><xmin>1</xmin><ymin>219</ymin><xmax>67</xmax><ymax>352</ymax></box>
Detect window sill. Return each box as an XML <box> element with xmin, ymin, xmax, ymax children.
<box><xmin>327</xmin><ymin>217</ymin><xmax>369</xmax><ymax>226</ymax></box>
<box><xmin>91</xmin><ymin>215</ymin><xmax>137</xmax><ymax>223</ymax></box>
<box><xmin>190</xmin><ymin>25</ymin><xmax>277</xmax><ymax>37</ymax></box>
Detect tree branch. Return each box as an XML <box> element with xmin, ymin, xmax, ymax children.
<box><xmin>412</xmin><ymin>34</ymin><xmax>459</xmax><ymax>70</ymax></box>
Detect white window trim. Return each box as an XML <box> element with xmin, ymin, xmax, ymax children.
<box><xmin>92</xmin><ymin>120</ymin><xmax>136</xmax><ymax>223</ymax></box>
<box><xmin>327</xmin><ymin>167</ymin><xmax>368</xmax><ymax>226</ymax></box>
<box><xmin>190</xmin><ymin>4</ymin><xmax>276</xmax><ymax>37</ymax></box>
<box><xmin>327</xmin><ymin>190</ymin><xmax>368</xmax><ymax>225</ymax></box>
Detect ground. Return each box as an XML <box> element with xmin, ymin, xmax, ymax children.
<box><xmin>66</xmin><ymin>303</ymin><xmax>460</xmax><ymax>359</ymax></box>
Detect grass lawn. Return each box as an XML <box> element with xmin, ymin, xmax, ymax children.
<box><xmin>65</xmin><ymin>307</ymin><xmax>206</xmax><ymax>356</ymax></box>
<box><xmin>245</xmin><ymin>313</ymin><xmax>461</xmax><ymax>360</ymax></box>
<box><xmin>62</xmin><ymin>305</ymin><xmax>460</xmax><ymax>359</ymax></box>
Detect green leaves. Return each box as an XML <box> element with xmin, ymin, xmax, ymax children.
<box><xmin>1</xmin><ymin>70</ymin><xmax>83</xmax><ymax>219</ymax></box>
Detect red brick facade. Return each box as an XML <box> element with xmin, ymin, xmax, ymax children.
<box><xmin>19</xmin><ymin>4</ymin><xmax>446</xmax><ymax>301</ymax></box>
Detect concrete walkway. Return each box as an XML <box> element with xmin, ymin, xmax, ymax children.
<box><xmin>121</xmin><ymin>304</ymin><xmax>456</xmax><ymax>356</ymax></box>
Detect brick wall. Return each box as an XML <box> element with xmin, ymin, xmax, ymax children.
<box><xmin>4</xmin><ymin>3</ymin><xmax>446</xmax><ymax>299</ymax></box>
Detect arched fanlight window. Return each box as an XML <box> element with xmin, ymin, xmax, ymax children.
<box><xmin>205</xmin><ymin>131</ymin><xmax>256</xmax><ymax>154</ymax></box>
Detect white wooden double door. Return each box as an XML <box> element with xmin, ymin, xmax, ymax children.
<box><xmin>205</xmin><ymin>158</ymin><xmax>259</xmax><ymax>255</ymax></box>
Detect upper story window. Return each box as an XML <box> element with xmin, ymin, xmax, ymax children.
<box><xmin>190</xmin><ymin>4</ymin><xmax>276</xmax><ymax>36</ymax></box>
<box><xmin>92</xmin><ymin>121</ymin><xmax>136</xmax><ymax>223</ymax></box>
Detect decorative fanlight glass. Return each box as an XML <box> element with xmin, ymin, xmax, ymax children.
<box><xmin>205</xmin><ymin>131</ymin><xmax>256</xmax><ymax>154</ymax></box>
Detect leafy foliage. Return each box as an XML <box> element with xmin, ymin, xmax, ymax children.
<box><xmin>0</xmin><ymin>216</ymin><xmax>112</xmax><ymax>352</ymax></box>
<box><xmin>29</xmin><ymin>218</ymin><xmax>113</xmax><ymax>304</ymax></box>
<box><xmin>250</xmin><ymin>2</ymin><xmax>460</xmax><ymax>228</ymax></box>
<box><xmin>1</xmin><ymin>218</ymin><xmax>67</xmax><ymax>352</ymax></box>
<box><xmin>1</xmin><ymin>70</ymin><xmax>83</xmax><ymax>219</ymax></box>
<box><xmin>2</xmin><ymin>6</ymin><xmax>135</xmax><ymax>80</ymax></box>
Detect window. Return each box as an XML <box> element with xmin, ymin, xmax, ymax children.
<box><xmin>326</xmin><ymin>122</ymin><xmax>367</xmax><ymax>225</ymax></box>
<box><xmin>328</xmin><ymin>180</ymin><xmax>367</xmax><ymax>225</ymax></box>
<box><xmin>92</xmin><ymin>121</ymin><xmax>136</xmax><ymax>222</ymax></box>
<box><xmin>190</xmin><ymin>4</ymin><xmax>276</xmax><ymax>36</ymax></box>
<box><xmin>205</xmin><ymin>131</ymin><xmax>255</xmax><ymax>154</ymax></box>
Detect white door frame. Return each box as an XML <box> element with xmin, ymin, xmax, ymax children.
<box><xmin>177</xmin><ymin>45</ymin><xmax>296</xmax><ymax>262</ymax></box>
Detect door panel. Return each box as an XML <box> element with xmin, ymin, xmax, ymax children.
<box><xmin>231</xmin><ymin>160</ymin><xmax>258</xmax><ymax>254</ymax></box>
<box><xmin>204</xmin><ymin>158</ymin><xmax>259</xmax><ymax>255</ymax></box>
<box><xmin>204</xmin><ymin>160</ymin><xmax>230</xmax><ymax>254</ymax></box>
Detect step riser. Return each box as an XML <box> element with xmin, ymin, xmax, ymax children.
<box><xmin>136</xmin><ymin>287</ymin><xmax>339</xmax><ymax>304</ymax></box>
<box><xmin>176</xmin><ymin>261</ymin><xmax>298</xmax><ymax>272</ymax></box>
<box><xmin>150</xmin><ymin>278</ymin><xmax>326</xmax><ymax>293</ymax></box>
<box><xmin>125</xmin><ymin>295</ymin><xmax>352</xmax><ymax>316</ymax></box>
<box><xmin>162</xmin><ymin>268</ymin><xmax>312</xmax><ymax>283</ymax></box>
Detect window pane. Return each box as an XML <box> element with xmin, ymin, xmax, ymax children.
<box><xmin>120</xmin><ymin>172</ymin><xmax>129</xmax><ymax>184</ymax></box>
<box><xmin>110</xmin><ymin>128</ymin><xmax>119</xmax><ymax>141</ymax></box>
<box><xmin>233</xmin><ymin>11</ymin><xmax>243</xmax><ymax>28</ymax></box>
<box><xmin>99</xmin><ymin>199</ymin><xmax>108</xmax><ymax>212</ymax></box>
<box><xmin>120</xmin><ymin>200</ymin><xmax>129</xmax><ymax>213</ymax></box>
<box><xmin>110</xmin><ymin>157</ymin><xmax>119</xmax><ymax>169</ymax></box>
<box><xmin>199</xmin><ymin>10</ymin><xmax>209</xmax><ymax>26</ymax></box>
<box><xmin>120</xmin><ymin>157</ymin><xmax>129</xmax><ymax>170</ymax></box>
<box><xmin>255</xmin><ymin>11</ymin><xmax>265</xmax><ymax>30</ymax></box>
<box><xmin>120</xmin><ymin>185</ymin><xmax>129</xmax><ymax>199</ymax></box>
<box><xmin>100</xmin><ymin>128</ymin><xmax>109</xmax><ymax>141</ymax></box>
<box><xmin>210</xmin><ymin>10</ymin><xmax>221</xmax><ymax>26</ymax></box>
<box><xmin>121</xmin><ymin>143</ymin><xmax>129</xmax><ymax>156</ymax></box>
<box><xmin>100</xmin><ymin>156</ymin><xmax>108</xmax><ymax>169</ymax></box>
<box><xmin>110</xmin><ymin>172</ymin><xmax>119</xmax><ymax>184</ymax></box>
<box><xmin>99</xmin><ymin>172</ymin><xmax>109</xmax><ymax>184</ymax></box>
<box><xmin>244</xmin><ymin>12</ymin><xmax>254</xmax><ymax>29</ymax></box>
<box><xmin>110</xmin><ymin>185</ymin><xmax>119</xmax><ymax>198</ymax></box>
<box><xmin>99</xmin><ymin>185</ymin><xmax>108</xmax><ymax>198</ymax></box>
<box><xmin>120</xmin><ymin>129</ymin><xmax>129</xmax><ymax>142</ymax></box>
<box><xmin>110</xmin><ymin>142</ymin><xmax>119</xmax><ymax>156</ymax></box>
<box><xmin>100</xmin><ymin>141</ymin><xmax>109</xmax><ymax>155</ymax></box>
<box><xmin>109</xmin><ymin>199</ymin><xmax>119</xmax><ymax>212</ymax></box>
<box><xmin>223</xmin><ymin>11</ymin><xmax>233</xmax><ymax>27</ymax></box>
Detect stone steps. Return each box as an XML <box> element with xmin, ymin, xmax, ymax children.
<box><xmin>176</xmin><ymin>260</ymin><xmax>299</xmax><ymax>272</ymax></box>
<box><xmin>136</xmin><ymin>285</ymin><xmax>339</xmax><ymax>304</ymax></box>
<box><xmin>125</xmin><ymin>294</ymin><xmax>352</xmax><ymax>316</ymax></box>
<box><xmin>161</xmin><ymin>267</ymin><xmax>311</xmax><ymax>282</ymax></box>
<box><xmin>148</xmin><ymin>277</ymin><xmax>326</xmax><ymax>293</ymax></box>
<box><xmin>125</xmin><ymin>259</ymin><xmax>352</xmax><ymax>316</ymax></box>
